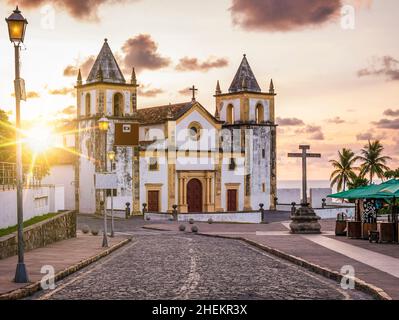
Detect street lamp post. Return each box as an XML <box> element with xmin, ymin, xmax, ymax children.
<box><xmin>6</xmin><ymin>6</ymin><xmax>29</xmax><ymax>284</ymax></box>
<box><xmin>107</xmin><ymin>150</ymin><xmax>116</xmax><ymax>238</ymax></box>
<box><xmin>98</xmin><ymin>116</ymin><xmax>110</xmax><ymax>247</ymax></box>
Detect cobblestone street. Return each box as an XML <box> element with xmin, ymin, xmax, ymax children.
<box><xmin>30</xmin><ymin>216</ymin><xmax>372</xmax><ymax>300</ymax></box>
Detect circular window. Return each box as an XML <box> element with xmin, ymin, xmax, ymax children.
<box><xmin>188</xmin><ymin>122</ymin><xmax>202</xmax><ymax>141</ymax></box>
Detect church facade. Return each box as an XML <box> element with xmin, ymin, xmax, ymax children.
<box><xmin>75</xmin><ymin>40</ymin><xmax>277</xmax><ymax>215</ymax></box>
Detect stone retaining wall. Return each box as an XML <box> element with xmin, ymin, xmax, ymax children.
<box><xmin>0</xmin><ymin>211</ymin><xmax>76</xmax><ymax>260</ymax></box>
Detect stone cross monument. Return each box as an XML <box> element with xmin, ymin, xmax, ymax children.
<box><xmin>288</xmin><ymin>145</ymin><xmax>322</xmax><ymax>234</ymax></box>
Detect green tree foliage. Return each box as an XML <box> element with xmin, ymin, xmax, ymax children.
<box><xmin>347</xmin><ymin>175</ymin><xmax>369</xmax><ymax>190</ymax></box>
<box><xmin>384</xmin><ymin>169</ymin><xmax>399</xmax><ymax>179</ymax></box>
<box><xmin>0</xmin><ymin>109</ymin><xmax>15</xmax><ymax>162</ymax></box>
<box><xmin>330</xmin><ymin>148</ymin><xmax>359</xmax><ymax>192</ymax></box>
<box><xmin>359</xmin><ymin>140</ymin><xmax>391</xmax><ymax>184</ymax></box>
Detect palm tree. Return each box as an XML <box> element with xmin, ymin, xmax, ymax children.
<box><xmin>347</xmin><ymin>175</ymin><xmax>369</xmax><ymax>190</ymax></box>
<box><xmin>330</xmin><ymin>148</ymin><xmax>359</xmax><ymax>192</ymax></box>
<box><xmin>359</xmin><ymin>140</ymin><xmax>391</xmax><ymax>184</ymax></box>
<box><xmin>384</xmin><ymin>169</ymin><xmax>399</xmax><ymax>180</ymax></box>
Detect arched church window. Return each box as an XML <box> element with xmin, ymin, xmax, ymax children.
<box><xmin>227</xmin><ymin>104</ymin><xmax>234</xmax><ymax>124</ymax></box>
<box><xmin>85</xmin><ymin>93</ymin><xmax>91</xmax><ymax>116</ymax></box>
<box><xmin>113</xmin><ymin>93</ymin><xmax>124</xmax><ymax>117</ymax></box>
<box><xmin>255</xmin><ymin>103</ymin><xmax>264</xmax><ymax>124</ymax></box>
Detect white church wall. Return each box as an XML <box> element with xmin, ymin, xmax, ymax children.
<box><xmin>221</xmin><ymin>157</ymin><xmax>245</xmax><ymax>211</ymax></box>
<box><xmin>105</xmin><ymin>89</ymin><xmax>131</xmax><ymax>115</ymax></box>
<box><xmin>219</xmin><ymin>99</ymin><xmax>241</xmax><ymax>122</ymax></box>
<box><xmin>249</xmin><ymin>126</ymin><xmax>271</xmax><ymax>210</ymax></box>
<box><xmin>176</xmin><ymin>157</ymin><xmax>215</xmax><ymax>171</ymax></box>
<box><xmin>79</xmin><ymin>90</ymin><xmax>96</xmax><ymax>116</ymax></box>
<box><xmin>78</xmin><ymin>120</ymin><xmax>97</xmax><ymax>214</ymax></box>
<box><xmin>176</xmin><ymin>110</ymin><xmax>218</xmax><ymax>151</ymax></box>
<box><xmin>249</xmin><ymin>99</ymin><xmax>270</xmax><ymax>122</ymax></box>
<box><xmin>139</xmin><ymin>156</ymin><xmax>168</xmax><ymax>212</ymax></box>
<box><xmin>42</xmin><ymin>164</ymin><xmax>76</xmax><ymax>210</ymax></box>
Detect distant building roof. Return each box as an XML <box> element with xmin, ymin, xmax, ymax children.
<box><xmin>229</xmin><ymin>55</ymin><xmax>261</xmax><ymax>93</ymax></box>
<box><xmin>86</xmin><ymin>39</ymin><xmax>126</xmax><ymax>84</ymax></box>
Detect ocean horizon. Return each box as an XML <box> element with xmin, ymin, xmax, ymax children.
<box><xmin>278</xmin><ymin>180</ymin><xmax>336</xmax><ymax>194</ymax></box>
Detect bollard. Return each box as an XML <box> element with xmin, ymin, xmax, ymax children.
<box><xmin>125</xmin><ymin>202</ymin><xmax>131</xmax><ymax>220</ymax></box>
<box><xmin>172</xmin><ymin>204</ymin><xmax>178</xmax><ymax>221</ymax></box>
<box><xmin>259</xmin><ymin>203</ymin><xmax>266</xmax><ymax>223</ymax></box>
<box><xmin>291</xmin><ymin>202</ymin><xmax>297</xmax><ymax>216</ymax></box>
<box><xmin>142</xmin><ymin>203</ymin><xmax>148</xmax><ymax>220</ymax></box>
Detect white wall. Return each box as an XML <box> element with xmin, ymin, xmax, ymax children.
<box><xmin>249</xmin><ymin>98</ymin><xmax>270</xmax><ymax>122</ymax></box>
<box><xmin>42</xmin><ymin>165</ymin><xmax>75</xmax><ymax>211</ymax></box>
<box><xmin>176</xmin><ymin>110</ymin><xmax>218</xmax><ymax>151</ymax></box>
<box><xmin>277</xmin><ymin>189</ymin><xmax>301</xmax><ymax>204</ymax></box>
<box><xmin>0</xmin><ymin>186</ymin><xmax>65</xmax><ymax>229</ymax></box>
<box><xmin>78</xmin><ymin>120</ymin><xmax>97</xmax><ymax>214</ymax></box>
<box><xmin>221</xmin><ymin>157</ymin><xmax>245</xmax><ymax>211</ymax></box>
<box><xmin>314</xmin><ymin>207</ymin><xmax>355</xmax><ymax>219</ymax></box>
<box><xmin>310</xmin><ymin>188</ymin><xmax>333</xmax><ymax>208</ymax></box>
<box><xmin>219</xmin><ymin>99</ymin><xmax>241</xmax><ymax>122</ymax></box>
<box><xmin>140</xmin><ymin>155</ymin><xmax>168</xmax><ymax>212</ymax></box>
<box><xmin>105</xmin><ymin>89</ymin><xmax>131</xmax><ymax>115</ymax></box>
<box><xmin>179</xmin><ymin>212</ymin><xmax>261</xmax><ymax>224</ymax></box>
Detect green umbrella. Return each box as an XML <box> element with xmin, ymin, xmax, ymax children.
<box><xmin>328</xmin><ymin>179</ymin><xmax>399</xmax><ymax>200</ymax></box>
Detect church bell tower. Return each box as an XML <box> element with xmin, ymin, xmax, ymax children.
<box><xmin>75</xmin><ymin>39</ymin><xmax>140</xmax><ymax>214</ymax></box>
<box><xmin>214</xmin><ymin>55</ymin><xmax>277</xmax><ymax>210</ymax></box>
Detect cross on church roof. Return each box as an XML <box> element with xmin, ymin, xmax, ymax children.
<box><xmin>288</xmin><ymin>145</ymin><xmax>321</xmax><ymax>206</ymax></box>
<box><xmin>189</xmin><ymin>85</ymin><xmax>198</xmax><ymax>102</ymax></box>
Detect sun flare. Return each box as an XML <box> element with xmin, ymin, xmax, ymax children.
<box><xmin>24</xmin><ymin>126</ymin><xmax>56</xmax><ymax>154</ymax></box>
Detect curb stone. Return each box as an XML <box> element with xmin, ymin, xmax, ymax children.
<box><xmin>0</xmin><ymin>237</ymin><xmax>132</xmax><ymax>300</ymax></box>
<box><xmin>142</xmin><ymin>225</ymin><xmax>392</xmax><ymax>300</ymax></box>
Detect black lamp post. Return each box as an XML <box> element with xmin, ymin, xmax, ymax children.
<box><xmin>6</xmin><ymin>6</ymin><xmax>29</xmax><ymax>284</ymax></box>
<box><xmin>98</xmin><ymin>116</ymin><xmax>110</xmax><ymax>247</ymax></box>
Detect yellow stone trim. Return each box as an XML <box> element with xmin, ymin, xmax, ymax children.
<box><xmin>177</xmin><ymin>171</ymin><xmax>215</xmax><ymax>213</ymax></box>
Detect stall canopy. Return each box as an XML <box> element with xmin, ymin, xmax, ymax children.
<box><xmin>328</xmin><ymin>179</ymin><xmax>399</xmax><ymax>200</ymax></box>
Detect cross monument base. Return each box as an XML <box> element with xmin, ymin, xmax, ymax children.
<box><xmin>290</xmin><ymin>205</ymin><xmax>321</xmax><ymax>234</ymax></box>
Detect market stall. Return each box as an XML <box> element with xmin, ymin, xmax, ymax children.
<box><xmin>328</xmin><ymin>179</ymin><xmax>399</xmax><ymax>243</ymax></box>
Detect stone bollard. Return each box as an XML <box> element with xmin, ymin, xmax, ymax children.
<box><xmin>142</xmin><ymin>203</ymin><xmax>148</xmax><ymax>220</ymax></box>
<box><xmin>172</xmin><ymin>204</ymin><xmax>178</xmax><ymax>221</ymax></box>
<box><xmin>291</xmin><ymin>202</ymin><xmax>297</xmax><ymax>216</ymax></box>
<box><xmin>259</xmin><ymin>203</ymin><xmax>266</xmax><ymax>223</ymax></box>
<box><xmin>125</xmin><ymin>202</ymin><xmax>131</xmax><ymax>219</ymax></box>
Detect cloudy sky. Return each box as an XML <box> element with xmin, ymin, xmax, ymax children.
<box><xmin>0</xmin><ymin>0</ymin><xmax>398</xmax><ymax>180</ymax></box>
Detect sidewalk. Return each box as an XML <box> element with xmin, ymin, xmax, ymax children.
<box><xmin>144</xmin><ymin>220</ymin><xmax>399</xmax><ymax>300</ymax></box>
<box><xmin>0</xmin><ymin>232</ymin><xmax>131</xmax><ymax>299</ymax></box>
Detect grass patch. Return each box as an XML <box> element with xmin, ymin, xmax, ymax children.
<box><xmin>0</xmin><ymin>212</ymin><xmax>59</xmax><ymax>238</ymax></box>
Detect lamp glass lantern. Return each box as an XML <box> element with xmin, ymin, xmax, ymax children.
<box><xmin>107</xmin><ymin>151</ymin><xmax>116</xmax><ymax>162</ymax></box>
<box><xmin>6</xmin><ymin>7</ymin><xmax>28</xmax><ymax>44</ymax></box>
<box><xmin>98</xmin><ymin>117</ymin><xmax>110</xmax><ymax>132</ymax></box>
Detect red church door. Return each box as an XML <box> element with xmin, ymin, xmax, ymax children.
<box><xmin>227</xmin><ymin>190</ymin><xmax>238</xmax><ymax>212</ymax></box>
<box><xmin>148</xmin><ymin>191</ymin><xmax>159</xmax><ymax>212</ymax></box>
<box><xmin>187</xmin><ymin>179</ymin><xmax>203</xmax><ymax>213</ymax></box>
